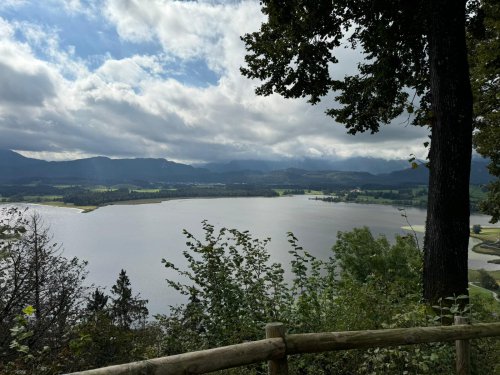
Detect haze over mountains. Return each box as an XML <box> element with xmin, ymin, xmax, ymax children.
<box><xmin>199</xmin><ymin>158</ymin><xmax>410</xmax><ymax>174</ymax></box>
<box><xmin>0</xmin><ymin>149</ymin><xmax>492</xmax><ymax>187</ymax></box>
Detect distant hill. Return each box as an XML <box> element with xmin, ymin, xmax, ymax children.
<box><xmin>379</xmin><ymin>160</ymin><xmax>492</xmax><ymax>185</ymax></box>
<box><xmin>0</xmin><ymin>150</ymin><xmax>492</xmax><ymax>186</ymax></box>
<box><xmin>239</xmin><ymin>168</ymin><xmax>377</xmax><ymax>187</ymax></box>
<box><xmin>231</xmin><ymin>161</ymin><xmax>491</xmax><ymax>187</ymax></box>
<box><xmin>0</xmin><ymin>150</ymin><xmax>211</xmax><ymax>184</ymax></box>
<box><xmin>0</xmin><ymin>150</ymin><xmax>48</xmax><ymax>181</ymax></box>
<box><xmin>201</xmin><ymin>157</ymin><xmax>410</xmax><ymax>174</ymax></box>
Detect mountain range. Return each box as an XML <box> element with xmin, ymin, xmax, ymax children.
<box><xmin>198</xmin><ymin>157</ymin><xmax>410</xmax><ymax>174</ymax></box>
<box><xmin>0</xmin><ymin>149</ymin><xmax>492</xmax><ymax>187</ymax></box>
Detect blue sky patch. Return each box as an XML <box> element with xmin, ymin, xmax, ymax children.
<box><xmin>1</xmin><ymin>1</ymin><xmax>219</xmax><ymax>86</ymax></box>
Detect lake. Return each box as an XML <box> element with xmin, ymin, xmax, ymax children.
<box><xmin>17</xmin><ymin>196</ymin><xmax>500</xmax><ymax>315</ymax></box>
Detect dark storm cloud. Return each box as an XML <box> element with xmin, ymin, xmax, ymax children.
<box><xmin>0</xmin><ymin>62</ymin><xmax>55</xmax><ymax>105</ymax></box>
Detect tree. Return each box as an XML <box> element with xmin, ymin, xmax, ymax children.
<box><xmin>110</xmin><ymin>269</ymin><xmax>148</xmax><ymax>330</ymax></box>
<box><xmin>0</xmin><ymin>208</ymin><xmax>88</xmax><ymax>369</ymax></box>
<box><xmin>71</xmin><ymin>280</ymin><xmax>154</xmax><ymax>371</ymax></box>
<box><xmin>241</xmin><ymin>0</ymin><xmax>473</xmax><ymax>302</ymax></box>
<box><xmin>160</xmin><ymin>222</ymin><xmax>290</xmax><ymax>352</ymax></box>
<box><xmin>472</xmin><ymin>224</ymin><xmax>482</xmax><ymax>234</ymax></box>
<box><xmin>468</xmin><ymin>0</ymin><xmax>500</xmax><ymax>223</ymax></box>
<box><xmin>478</xmin><ymin>269</ymin><xmax>499</xmax><ymax>291</ymax></box>
<box><xmin>333</xmin><ymin>227</ymin><xmax>422</xmax><ymax>288</ymax></box>
<box><xmin>86</xmin><ymin>288</ymin><xmax>109</xmax><ymax>317</ymax></box>
<box><xmin>72</xmin><ymin>288</ymin><xmax>131</xmax><ymax>370</ymax></box>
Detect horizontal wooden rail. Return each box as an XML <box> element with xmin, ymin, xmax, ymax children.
<box><xmin>68</xmin><ymin>338</ymin><xmax>285</xmax><ymax>375</ymax></box>
<box><xmin>286</xmin><ymin>322</ymin><xmax>500</xmax><ymax>354</ymax></box>
<box><xmin>67</xmin><ymin>322</ymin><xmax>500</xmax><ymax>375</ymax></box>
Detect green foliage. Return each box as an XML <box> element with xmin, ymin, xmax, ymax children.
<box><xmin>0</xmin><ymin>208</ymin><xmax>88</xmax><ymax>373</ymax></box>
<box><xmin>0</xmin><ymin>209</ymin><xmax>155</xmax><ymax>374</ymax></box>
<box><xmin>158</xmin><ymin>223</ymin><xmax>500</xmax><ymax>374</ymax></box>
<box><xmin>159</xmin><ymin>221</ymin><xmax>290</xmax><ymax>354</ymax></box>
<box><xmin>9</xmin><ymin>306</ymin><xmax>36</xmax><ymax>355</ymax></box>
<box><xmin>69</xmin><ymin>273</ymin><xmax>153</xmax><ymax>371</ymax></box>
<box><xmin>1</xmin><ymin>306</ymin><xmax>55</xmax><ymax>375</ymax></box>
<box><xmin>479</xmin><ymin>182</ymin><xmax>500</xmax><ymax>224</ymax></box>
<box><xmin>333</xmin><ymin>227</ymin><xmax>422</xmax><ymax>288</ymax></box>
<box><xmin>70</xmin><ymin>313</ymin><xmax>149</xmax><ymax>370</ymax></box>
<box><xmin>241</xmin><ymin>1</ymin><xmax>429</xmax><ymax>131</ymax></box>
<box><xmin>111</xmin><ymin>270</ymin><xmax>148</xmax><ymax>330</ymax></box>
<box><xmin>469</xmin><ymin>0</ymin><xmax>500</xmax><ymax>223</ymax></box>
<box><xmin>478</xmin><ymin>269</ymin><xmax>499</xmax><ymax>291</ymax></box>
<box><xmin>63</xmin><ymin>185</ymin><xmax>278</xmax><ymax>206</ymax></box>
<box><xmin>86</xmin><ymin>288</ymin><xmax>109</xmax><ymax>316</ymax></box>
<box><xmin>286</xmin><ymin>232</ymin><xmax>336</xmax><ymax>334</ymax></box>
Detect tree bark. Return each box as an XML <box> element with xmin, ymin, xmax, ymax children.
<box><xmin>424</xmin><ymin>0</ymin><xmax>473</xmax><ymax>302</ymax></box>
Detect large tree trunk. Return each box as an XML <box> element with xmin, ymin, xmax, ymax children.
<box><xmin>424</xmin><ymin>0</ymin><xmax>473</xmax><ymax>302</ymax></box>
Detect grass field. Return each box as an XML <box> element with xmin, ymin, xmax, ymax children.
<box><xmin>468</xmin><ymin>269</ymin><xmax>500</xmax><ymax>283</ymax></box>
<box><xmin>468</xmin><ymin>270</ymin><xmax>500</xmax><ymax>314</ymax></box>
<box><xmin>90</xmin><ymin>187</ymin><xmax>117</xmax><ymax>192</ymax></box>
<box><xmin>470</xmin><ymin>227</ymin><xmax>500</xmax><ymax>242</ymax></box>
<box><xmin>273</xmin><ymin>189</ymin><xmax>323</xmax><ymax>196</ymax></box>
<box><xmin>304</xmin><ymin>190</ymin><xmax>323</xmax><ymax>195</ymax></box>
<box><xmin>470</xmin><ymin>227</ymin><xmax>500</xmax><ymax>261</ymax></box>
<box><xmin>469</xmin><ymin>283</ymin><xmax>496</xmax><ymax>298</ymax></box>
<box><xmin>469</xmin><ymin>284</ymin><xmax>500</xmax><ymax>314</ymax></box>
<box><xmin>354</xmin><ymin>195</ymin><xmax>393</xmax><ymax>204</ymax></box>
<box><xmin>23</xmin><ymin>195</ymin><xmax>64</xmax><ymax>201</ymax></box>
<box><xmin>131</xmin><ymin>188</ymin><xmax>161</xmax><ymax>193</ymax></box>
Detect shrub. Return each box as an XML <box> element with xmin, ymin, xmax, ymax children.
<box><xmin>158</xmin><ymin>223</ymin><xmax>499</xmax><ymax>374</ymax></box>
<box><xmin>478</xmin><ymin>269</ymin><xmax>499</xmax><ymax>291</ymax></box>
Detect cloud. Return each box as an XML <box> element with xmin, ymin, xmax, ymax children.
<box><xmin>50</xmin><ymin>0</ymin><xmax>100</xmax><ymax>18</ymax></box>
<box><xmin>0</xmin><ymin>2</ymin><xmax>430</xmax><ymax>163</ymax></box>
<box><xmin>95</xmin><ymin>55</ymin><xmax>166</xmax><ymax>86</ymax></box>
<box><xmin>0</xmin><ymin>0</ymin><xmax>27</xmax><ymax>10</ymax></box>
<box><xmin>0</xmin><ymin>62</ymin><xmax>56</xmax><ymax>105</ymax></box>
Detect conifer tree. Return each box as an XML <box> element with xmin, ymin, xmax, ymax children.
<box><xmin>0</xmin><ymin>208</ymin><xmax>87</xmax><ymax>366</ymax></box>
<box><xmin>110</xmin><ymin>269</ymin><xmax>148</xmax><ymax>329</ymax></box>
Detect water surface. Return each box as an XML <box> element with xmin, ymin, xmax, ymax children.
<box><xmin>22</xmin><ymin>196</ymin><xmax>499</xmax><ymax>314</ymax></box>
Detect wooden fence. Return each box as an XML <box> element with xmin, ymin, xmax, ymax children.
<box><xmin>68</xmin><ymin>317</ymin><xmax>500</xmax><ymax>375</ymax></box>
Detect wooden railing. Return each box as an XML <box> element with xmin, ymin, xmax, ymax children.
<box><xmin>68</xmin><ymin>317</ymin><xmax>500</xmax><ymax>375</ymax></box>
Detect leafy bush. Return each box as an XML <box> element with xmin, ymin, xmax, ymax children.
<box><xmin>158</xmin><ymin>223</ymin><xmax>500</xmax><ymax>374</ymax></box>
<box><xmin>0</xmin><ymin>208</ymin><xmax>88</xmax><ymax>373</ymax></box>
<box><xmin>478</xmin><ymin>269</ymin><xmax>499</xmax><ymax>291</ymax></box>
<box><xmin>158</xmin><ymin>221</ymin><xmax>291</xmax><ymax>354</ymax></box>
<box><xmin>70</xmin><ymin>271</ymin><xmax>150</xmax><ymax>371</ymax></box>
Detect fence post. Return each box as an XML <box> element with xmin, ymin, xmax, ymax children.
<box><xmin>266</xmin><ymin>322</ymin><xmax>288</xmax><ymax>375</ymax></box>
<box><xmin>454</xmin><ymin>316</ymin><xmax>470</xmax><ymax>375</ymax></box>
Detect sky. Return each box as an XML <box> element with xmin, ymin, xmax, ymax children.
<box><xmin>0</xmin><ymin>0</ymin><xmax>430</xmax><ymax>163</ymax></box>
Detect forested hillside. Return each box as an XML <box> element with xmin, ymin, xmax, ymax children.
<box><xmin>0</xmin><ymin>150</ymin><xmax>493</xmax><ymax>185</ymax></box>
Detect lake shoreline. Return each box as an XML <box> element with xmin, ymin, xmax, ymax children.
<box><xmin>4</xmin><ymin>195</ymin><xmax>281</xmax><ymax>213</ymax></box>
<box><xmin>1</xmin><ymin>194</ymin><xmax>447</xmax><ymax>214</ymax></box>
<box><xmin>16</xmin><ymin>195</ymin><xmax>499</xmax><ymax>314</ymax></box>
